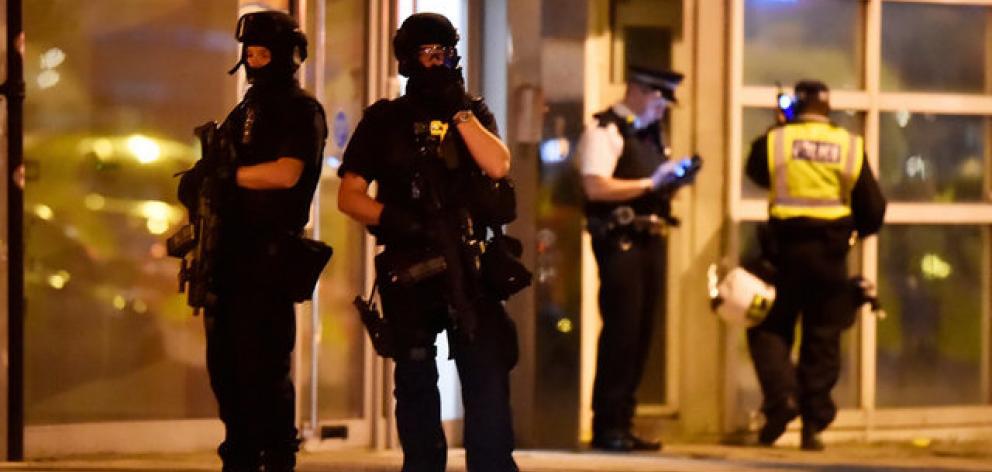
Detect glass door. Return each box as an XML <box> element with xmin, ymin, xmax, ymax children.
<box><xmin>297</xmin><ymin>0</ymin><xmax>375</xmax><ymax>449</ymax></box>
<box><xmin>21</xmin><ymin>0</ymin><xmax>240</xmax><ymax>456</ymax></box>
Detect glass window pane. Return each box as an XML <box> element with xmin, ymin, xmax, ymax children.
<box><xmin>737</xmin><ymin>222</ymin><xmax>860</xmax><ymax>410</ymax></box>
<box><xmin>743</xmin><ymin>0</ymin><xmax>863</xmax><ymax>89</ymax></box>
<box><xmin>878</xmin><ymin>113</ymin><xmax>988</xmax><ymax>203</ymax></box>
<box><xmin>877</xmin><ymin>225</ymin><xmax>988</xmax><ymax>407</ymax></box>
<box><xmin>307</xmin><ymin>0</ymin><xmax>368</xmax><ymax>422</ymax></box>
<box><xmin>741</xmin><ymin>108</ymin><xmax>864</xmax><ymax>199</ymax></box>
<box><xmin>24</xmin><ymin>0</ymin><xmax>238</xmax><ymax>424</ymax></box>
<box><xmin>881</xmin><ymin>4</ymin><xmax>991</xmax><ymax>94</ymax></box>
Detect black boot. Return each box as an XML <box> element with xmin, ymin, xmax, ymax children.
<box><xmin>591</xmin><ymin>429</ymin><xmax>662</xmax><ymax>452</ymax></box>
<box><xmin>757</xmin><ymin>404</ymin><xmax>799</xmax><ymax>447</ymax></box>
<box><xmin>219</xmin><ymin>443</ymin><xmax>262</xmax><ymax>472</ymax></box>
<box><xmin>800</xmin><ymin>424</ymin><xmax>824</xmax><ymax>451</ymax></box>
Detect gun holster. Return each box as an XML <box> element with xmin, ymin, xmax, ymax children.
<box><xmin>354</xmin><ymin>288</ymin><xmax>396</xmax><ymax>358</ymax></box>
<box><xmin>278</xmin><ymin>234</ymin><xmax>334</xmax><ymax>302</ymax></box>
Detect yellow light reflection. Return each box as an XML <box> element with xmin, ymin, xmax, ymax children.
<box><xmin>40</xmin><ymin>47</ymin><xmax>66</xmax><ymax>69</ymax></box>
<box><xmin>139</xmin><ymin>200</ymin><xmax>172</xmax><ymax>220</ymax></box>
<box><xmin>132</xmin><ymin>299</ymin><xmax>148</xmax><ymax>314</ymax></box>
<box><xmin>146</xmin><ymin>217</ymin><xmax>170</xmax><ymax>235</ymax></box>
<box><xmin>33</xmin><ymin>204</ymin><xmax>54</xmax><ymax>221</ymax></box>
<box><xmin>47</xmin><ymin>270</ymin><xmax>70</xmax><ymax>290</ymax></box>
<box><xmin>556</xmin><ymin>318</ymin><xmax>573</xmax><ymax>334</ymax></box>
<box><xmin>112</xmin><ymin>295</ymin><xmax>127</xmax><ymax>311</ymax></box>
<box><xmin>920</xmin><ymin>253</ymin><xmax>952</xmax><ymax>280</ymax></box>
<box><xmin>37</xmin><ymin>69</ymin><xmax>60</xmax><ymax>89</ymax></box>
<box><xmin>92</xmin><ymin>138</ymin><xmax>114</xmax><ymax>161</ymax></box>
<box><xmin>84</xmin><ymin>193</ymin><xmax>106</xmax><ymax>211</ymax></box>
<box><xmin>127</xmin><ymin>134</ymin><xmax>161</xmax><ymax>164</ymax></box>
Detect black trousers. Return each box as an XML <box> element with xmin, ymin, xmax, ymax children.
<box><xmin>590</xmin><ymin>234</ymin><xmax>666</xmax><ymax>436</ymax></box>
<box><xmin>205</xmin><ymin>239</ymin><xmax>298</xmax><ymax>471</ymax></box>
<box><xmin>380</xmin><ymin>275</ymin><xmax>519</xmax><ymax>472</ymax></box>
<box><xmin>746</xmin><ymin>234</ymin><xmax>857</xmax><ymax>432</ymax></box>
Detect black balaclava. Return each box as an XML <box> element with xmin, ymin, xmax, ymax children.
<box><xmin>393</xmin><ymin>13</ymin><xmax>462</xmax><ymax>109</ymax></box>
<box><xmin>229</xmin><ymin>11</ymin><xmax>308</xmax><ymax>90</ymax></box>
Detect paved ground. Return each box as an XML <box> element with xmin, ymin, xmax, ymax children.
<box><xmin>1</xmin><ymin>440</ymin><xmax>990</xmax><ymax>472</ymax></box>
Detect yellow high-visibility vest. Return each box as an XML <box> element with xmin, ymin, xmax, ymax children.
<box><xmin>766</xmin><ymin>121</ymin><xmax>864</xmax><ymax>220</ymax></box>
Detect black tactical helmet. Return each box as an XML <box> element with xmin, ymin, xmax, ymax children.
<box><xmin>794</xmin><ymin>80</ymin><xmax>830</xmax><ymax>116</ymax></box>
<box><xmin>393</xmin><ymin>13</ymin><xmax>459</xmax><ymax>77</ymax></box>
<box><xmin>228</xmin><ymin>10</ymin><xmax>308</xmax><ymax>75</ymax></box>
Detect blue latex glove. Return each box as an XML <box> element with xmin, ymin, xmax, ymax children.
<box><xmin>649</xmin><ymin>159</ymin><xmax>688</xmax><ymax>190</ymax></box>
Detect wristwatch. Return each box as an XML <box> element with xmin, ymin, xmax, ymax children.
<box><xmin>452</xmin><ymin>109</ymin><xmax>474</xmax><ymax>125</ymax></box>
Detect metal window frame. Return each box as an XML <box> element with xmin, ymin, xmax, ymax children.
<box><xmin>729</xmin><ymin>0</ymin><xmax>992</xmax><ymax>435</ymax></box>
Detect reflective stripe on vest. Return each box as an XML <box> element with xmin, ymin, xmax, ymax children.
<box><xmin>766</xmin><ymin>122</ymin><xmax>864</xmax><ymax>220</ymax></box>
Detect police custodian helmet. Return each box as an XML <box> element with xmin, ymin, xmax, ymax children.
<box><xmin>393</xmin><ymin>13</ymin><xmax>459</xmax><ymax>77</ymax></box>
<box><xmin>228</xmin><ymin>10</ymin><xmax>308</xmax><ymax>75</ymax></box>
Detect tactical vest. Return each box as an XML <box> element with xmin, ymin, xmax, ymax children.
<box><xmin>766</xmin><ymin>121</ymin><xmax>864</xmax><ymax>220</ymax></box>
<box><xmin>583</xmin><ymin>108</ymin><xmax>669</xmax><ymax>220</ymax></box>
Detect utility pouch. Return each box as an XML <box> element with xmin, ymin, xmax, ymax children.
<box><xmin>280</xmin><ymin>235</ymin><xmax>334</xmax><ymax>302</ymax></box>
<box><xmin>467</xmin><ymin>176</ymin><xmax>517</xmax><ymax>227</ymax></box>
<box><xmin>480</xmin><ymin>233</ymin><xmax>532</xmax><ymax>300</ymax></box>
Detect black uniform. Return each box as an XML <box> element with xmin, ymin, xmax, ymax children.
<box><xmin>744</xmin><ymin>122</ymin><xmax>885</xmax><ymax>435</ymax></box>
<box><xmin>206</xmin><ymin>78</ymin><xmax>327</xmax><ymax>471</ymax></box>
<box><xmin>339</xmin><ymin>95</ymin><xmax>519</xmax><ymax>472</ymax></box>
<box><xmin>585</xmin><ymin>109</ymin><xmax>669</xmax><ymax>440</ymax></box>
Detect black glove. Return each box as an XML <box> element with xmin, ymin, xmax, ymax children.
<box><xmin>373</xmin><ymin>205</ymin><xmax>428</xmax><ymax>240</ymax></box>
<box><xmin>438</xmin><ymin>67</ymin><xmax>470</xmax><ymax>119</ymax></box>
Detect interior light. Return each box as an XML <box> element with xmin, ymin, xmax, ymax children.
<box><xmin>40</xmin><ymin>47</ymin><xmax>66</xmax><ymax>69</ymax></box>
<box><xmin>146</xmin><ymin>217</ymin><xmax>170</xmax><ymax>235</ymax></box>
<box><xmin>37</xmin><ymin>70</ymin><xmax>60</xmax><ymax>89</ymax></box>
<box><xmin>113</xmin><ymin>295</ymin><xmax>127</xmax><ymax>311</ymax></box>
<box><xmin>920</xmin><ymin>253</ymin><xmax>952</xmax><ymax>280</ymax></box>
<box><xmin>92</xmin><ymin>138</ymin><xmax>114</xmax><ymax>161</ymax></box>
<box><xmin>127</xmin><ymin>134</ymin><xmax>162</xmax><ymax>164</ymax></box>
<box><xmin>84</xmin><ymin>193</ymin><xmax>106</xmax><ymax>211</ymax></box>
<box><xmin>34</xmin><ymin>204</ymin><xmax>54</xmax><ymax>221</ymax></box>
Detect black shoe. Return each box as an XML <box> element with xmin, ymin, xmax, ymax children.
<box><xmin>757</xmin><ymin>406</ymin><xmax>799</xmax><ymax>446</ymax></box>
<box><xmin>592</xmin><ymin>431</ymin><xmax>634</xmax><ymax>452</ymax></box>
<box><xmin>627</xmin><ymin>432</ymin><xmax>662</xmax><ymax>451</ymax></box>
<box><xmin>800</xmin><ymin>425</ymin><xmax>824</xmax><ymax>451</ymax></box>
<box><xmin>591</xmin><ymin>430</ymin><xmax>662</xmax><ymax>452</ymax></box>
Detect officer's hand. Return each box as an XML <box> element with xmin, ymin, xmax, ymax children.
<box><xmin>438</xmin><ymin>67</ymin><xmax>470</xmax><ymax>119</ymax></box>
<box><xmin>649</xmin><ymin>160</ymin><xmax>682</xmax><ymax>191</ymax></box>
<box><xmin>375</xmin><ymin>205</ymin><xmax>428</xmax><ymax>240</ymax></box>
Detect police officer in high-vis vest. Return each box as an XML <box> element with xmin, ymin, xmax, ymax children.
<box><xmin>745</xmin><ymin>80</ymin><xmax>886</xmax><ymax>451</ymax></box>
<box><xmin>578</xmin><ymin>66</ymin><xmax>691</xmax><ymax>452</ymax></box>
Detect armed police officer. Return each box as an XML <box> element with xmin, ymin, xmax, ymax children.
<box><xmin>745</xmin><ymin>80</ymin><xmax>885</xmax><ymax>451</ymax></box>
<box><xmin>338</xmin><ymin>12</ymin><xmax>522</xmax><ymax>472</ymax></box>
<box><xmin>578</xmin><ymin>66</ymin><xmax>697</xmax><ymax>452</ymax></box>
<box><xmin>201</xmin><ymin>11</ymin><xmax>327</xmax><ymax>472</ymax></box>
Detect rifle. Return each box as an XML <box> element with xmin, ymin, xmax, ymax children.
<box><xmin>411</xmin><ymin>119</ymin><xmax>485</xmax><ymax>340</ymax></box>
<box><xmin>166</xmin><ymin>120</ymin><xmax>237</xmax><ymax>315</ymax></box>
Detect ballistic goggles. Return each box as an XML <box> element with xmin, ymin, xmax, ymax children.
<box><xmin>418</xmin><ymin>45</ymin><xmax>460</xmax><ymax>68</ymax></box>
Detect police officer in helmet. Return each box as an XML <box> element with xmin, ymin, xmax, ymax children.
<box><xmin>204</xmin><ymin>10</ymin><xmax>327</xmax><ymax>472</ymax></box>
<box><xmin>745</xmin><ymin>80</ymin><xmax>885</xmax><ymax>450</ymax></box>
<box><xmin>338</xmin><ymin>12</ymin><xmax>519</xmax><ymax>472</ymax></box>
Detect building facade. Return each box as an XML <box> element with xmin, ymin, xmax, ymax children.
<box><xmin>0</xmin><ymin>0</ymin><xmax>988</xmax><ymax>459</ymax></box>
